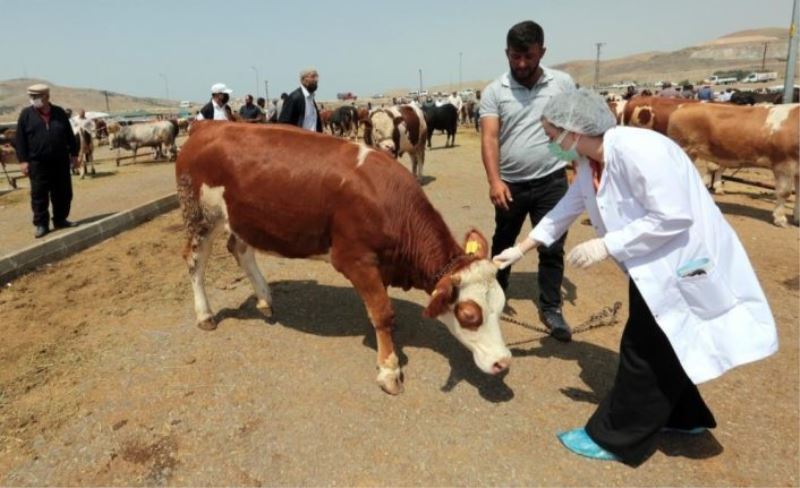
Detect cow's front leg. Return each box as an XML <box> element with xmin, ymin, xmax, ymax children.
<box><xmin>342</xmin><ymin>263</ymin><xmax>403</xmax><ymax>394</ymax></box>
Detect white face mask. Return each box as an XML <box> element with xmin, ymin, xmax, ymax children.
<box><xmin>29</xmin><ymin>97</ymin><xmax>44</xmax><ymax>109</ymax></box>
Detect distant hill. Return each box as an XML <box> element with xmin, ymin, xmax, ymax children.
<box><xmin>0</xmin><ymin>78</ymin><xmax>175</xmax><ymax>122</ymax></box>
<box><xmin>384</xmin><ymin>27</ymin><xmax>797</xmax><ymax>96</ymax></box>
<box><xmin>553</xmin><ymin>27</ymin><xmax>797</xmax><ymax>87</ymax></box>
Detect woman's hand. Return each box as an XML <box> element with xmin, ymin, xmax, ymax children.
<box><xmin>567</xmin><ymin>238</ymin><xmax>609</xmax><ymax>268</ymax></box>
<box><xmin>492</xmin><ymin>245</ymin><xmax>524</xmax><ymax>269</ymax></box>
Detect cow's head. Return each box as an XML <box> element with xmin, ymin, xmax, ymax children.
<box><xmin>366</xmin><ymin>110</ymin><xmax>400</xmax><ymax>157</ymax></box>
<box><xmin>109</xmin><ymin>131</ymin><xmax>131</xmax><ymax>150</ymax></box>
<box><xmin>423</xmin><ymin>229</ymin><xmax>512</xmax><ymax>375</ymax></box>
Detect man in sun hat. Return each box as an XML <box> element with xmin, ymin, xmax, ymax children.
<box><xmin>15</xmin><ymin>83</ymin><xmax>79</xmax><ymax>238</ymax></box>
<box><xmin>197</xmin><ymin>83</ymin><xmax>234</xmax><ymax>121</ymax></box>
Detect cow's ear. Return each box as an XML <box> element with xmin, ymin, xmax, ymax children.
<box><xmin>463</xmin><ymin>229</ymin><xmax>489</xmax><ymax>259</ymax></box>
<box><xmin>423</xmin><ymin>276</ymin><xmax>460</xmax><ymax>318</ymax></box>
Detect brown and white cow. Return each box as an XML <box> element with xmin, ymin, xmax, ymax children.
<box><xmin>75</xmin><ymin>127</ymin><xmax>95</xmax><ymax>179</ymax></box>
<box><xmin>623</xmin><ymin>96</ymin><xmax>700</xmax><ymax>134</ymax></box>
<box><xmin>667</xmin><ymin>103</ymin><xmax>799</xmax><ymax>227</ymax></box>
<box><xmin>176</xmin><ymin>122</ymin><xmax>511</xmax><ymax>394</ymax></box>
<box><xmin>363</xmin><ymin>105</ymin><xmax>428</xmax><ymax>180</ymax></box>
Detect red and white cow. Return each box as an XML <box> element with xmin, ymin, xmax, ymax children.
<box><xmin>622</xmin><ymin>96</ymin><xmax>700</xmax><ymax>134</ymax></box>
<box><xmin>363</xmin><ymin>105</ymin><xmax>428</xmax><ymax>180</ymax></box>
<box><xmin>667</xmin><ymin>103</ymin><xmax>799</xmax><ymax>227</ymax></box>
<box><xmin>176</xmin><ymin>122</ymin><xmax>511</xmax><ymax>394</ymax></box>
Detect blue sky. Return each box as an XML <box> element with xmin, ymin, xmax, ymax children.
<box><xmin>0</xmin><ymin>0</ymin><xmax>793</xmax><ymax>102</ymax></box>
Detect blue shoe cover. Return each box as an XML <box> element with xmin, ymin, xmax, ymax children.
<box><xmin>557</xmin><ymin>428</ymin><xmax>619</xmax><ymax>461</ymax></box>
<box><xmin>661</xmin><ymin>426</ymin><xmax>707</xmax><ymax>435</ymax></box>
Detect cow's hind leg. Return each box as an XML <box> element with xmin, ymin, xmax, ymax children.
<box><xmin>184</xmin><ymin>224</ymin><xmax>221</xmax><ymax>330</ymax></box>
<box><xmin>226</xmin><ymin>234</ymin><xmax>273</xmax><ymax>317</ymax></box>
<box><xmin>179</xmin><ymin>175</ymin><xmax>223</xmax><ymax>330</ymax></box>
<box><xmin>338</xmin><ymin>260</ymin><xmax>403</xmax><ymax>394</ymax></box>
<box><xmin>772</xmin><ymin>163</ymin><xmax>794</xmax><ymax>227</ymax></box>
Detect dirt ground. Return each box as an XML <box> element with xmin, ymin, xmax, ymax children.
<box><xmin>0</xmin><ymin>128</ymin><xmax>797</xmax><ymax>486</ymax></box>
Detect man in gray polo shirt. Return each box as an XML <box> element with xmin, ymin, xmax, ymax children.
<box><xmin>480</xmin><ymin>20</ymin><xmax>576</xmax><ymax>341</ymax></box>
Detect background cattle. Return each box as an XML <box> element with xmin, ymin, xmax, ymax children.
<box><xmin>74</xmin><ymin>127</ymin><xmax>95</xmax><ymax>179</ymax></box>
<box><xmin>730</xmin><ymin>89</ymin><xmax>800</xmax><ymax>105</ymax></box>
<box><xmin>622</xmin><ymin>96</ymin><xmax>700</xmax><ymax>134</ymax></box>
<box><xmin>110</xmin><ymin>120</ymin><xmax>178</xmax><ymax>164</ymax></box>
<box><xmin>319</xmin><ymin>109</ymin><xmax>333</xmax><ymax>133</ymax></box>
<box><xmin>667</xmin><ymin>103</ymin><xmax>799</xmax><ymax>227</ymax></box>
<box><xmin>176</xmin><ymin>122</ymin><xmax>511</xmax><ymax>395</ymax></box>
<box><xmin>329</xmin><ymin>106</ymin><xmax>355</xmax><ymax>138</ymax></box>
<box><xmin>1</xmin><ymin>143</ymin><xmax>18</xmax><ymax>188</ymax></box>
<box><xmin>363</xmin><ymin>104</ymin><xmax>428</xmax><ymax>180</ymax></box>
<box><xmin>422</xmin><ymin>103</ymin><xmax>458</xmax><ymax>148</ymax></box>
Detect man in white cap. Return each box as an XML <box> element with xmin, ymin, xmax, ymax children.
<box><xmin>196</xmin><ymin>83</ymin><xmax>234</xmax><ymax>121</ymax></box>
<box><xmin>278</xmin><ymin>68</ymin><xmax>322</xmax><ymax>132</ymax></box>
<box><xmin>15</xmin><ymin>83</ymin><xmax>79</xmax><ymax>238</ymax></box>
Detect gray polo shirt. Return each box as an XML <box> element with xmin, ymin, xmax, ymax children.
<box><xmin>480</xmin><ymin>67</ymin><xmax>575</xmax><ymax>182</ymax></box>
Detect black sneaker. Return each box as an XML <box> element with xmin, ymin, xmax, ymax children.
<box><xmin>53</xmin><ymin>219</ymin><xmax>78</xmax><ymax>229</ymax></box>
<box><xmin>34</xmin><ymin>225</ymin><xmax>49</xmax><ymax>238</ymax></box>
<box><xmin>541</xmin><ymin>310</ymin><xmax>573</xmax><ymax>342</ymax></box>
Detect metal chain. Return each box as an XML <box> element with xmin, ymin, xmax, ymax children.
<box><xmin>500</xmin><ymin>301</ymin><xmax>623</xmax><ymax>336</ymax></box>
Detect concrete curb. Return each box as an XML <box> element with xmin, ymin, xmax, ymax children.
<box><xmin>0</xmin><ymin>193</ymin><xmax>178</xmax><ymax>284</ymax></box>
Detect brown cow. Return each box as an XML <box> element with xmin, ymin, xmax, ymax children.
<box><xmin>623</xmin><ymin>96</ymin><xmax>700</xmax><ymax>134</ymax></box>
<box><xmin>176</xmin><ymin>122</ymin><xmax>511</xmax><ymax>394</ymax></box>
<box><xmin>319</xmin><ymin>109</ymin><xmax>333</xmax><ymax>133</ymax></box>
<box><xmin>363</xmin><ymin>104</ymin><xmax>428</xmax><ymax>180</ymax></box>
<box><xmin>667</xmin><ymin>103</ymin><xmax>799</xmax><ymax>227</ymax></box>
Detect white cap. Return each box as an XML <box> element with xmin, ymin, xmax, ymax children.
<box><xmin>210</xmin><ymin>83</ymin><xmax>233</xmax><ymax>94</ymax></box>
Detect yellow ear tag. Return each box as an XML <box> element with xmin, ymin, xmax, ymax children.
<box><xmin>465</xmin><ymin>240</ymin><xmax>480</xmax><ymax>255</ymax></box>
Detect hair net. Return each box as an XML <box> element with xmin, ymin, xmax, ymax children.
<box><xmin>542</xmin><ymin>88</ymin><xmax>617</xmax><ymax>136</ymax></box>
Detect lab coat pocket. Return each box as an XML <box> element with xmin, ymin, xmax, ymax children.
<box><xmin>676</xmin><ymin>266</ymin><xmax>737</xmax><ymax>320</ymax></box>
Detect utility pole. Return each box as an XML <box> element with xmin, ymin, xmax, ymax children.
<box><xmin>594</xmin><ymin>42</ymin><xmax>605</xmax><ymax>90</ymax></box>
<box><xmin>459</xmin><ymin>51</ymin><xmax>463</xmax><ymax>91</ymax></box>
<box><xmin>761</xmin><ymin>42</ymin><xmax>769</xmax><ymax>71</ymax></box>
<box><xmin>264</xmin><ymin>80</ymin><xmax>269</xmax><ymax>102</ymax></box>
<box><xmin>104</xmin><ymin>90</ymin><xmax>110</xmax><ymax>113</ymax></box>
<box><xmin>784</xmin><ymin>0</ymin><xmax>799</xmax><ymax>103</ymax></box>
<box><xmin>158</xmin><ymin>73</ymin><xmax>169</xmax><ymax>103</ymax></box>
<box><xmin>251</xmin><ymin>66</ymin><xmax>260</xmax><ymax>99</ymax></box>
<box><xmin>418</xmin><ymin>68</ymin><xmax>423</xmax><ymax>95</ymax></box>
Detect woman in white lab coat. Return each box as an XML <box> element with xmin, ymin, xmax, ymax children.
<box><xmin>493</xmin><ymin>89</ymin><xmax>778</xmax><ymax>465</ymax></box>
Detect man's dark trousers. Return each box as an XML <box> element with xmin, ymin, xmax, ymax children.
<box><xmin>490</xmin><ymin>169</ymin><xmax>568</xmax><ymax>312</ymax></box>
<box><xmin>29</xmin><ymin>158</ymin><xmax>72</xmax><ymax>227</ymax></box>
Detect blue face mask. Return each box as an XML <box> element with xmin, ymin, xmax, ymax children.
<box><xmin>547</xmin><ymin>130</ymin><xmax>580</xmax><ymax>161</ymax></box>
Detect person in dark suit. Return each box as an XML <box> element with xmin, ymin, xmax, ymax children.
<box><xmin>16</xmin><ymin>84</ymin><xmax>79</xmax><ymax>238</ymax></box>
<box><xmin>278</xmin><ymin>68</ymin><xmax>322</xmax><ymax>132</ymax></box>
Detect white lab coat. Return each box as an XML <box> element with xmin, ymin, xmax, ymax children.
<box><xmin>531</xmin><ymin>127</ymin><xmax>778</xmax><ymax>384</ymax></box>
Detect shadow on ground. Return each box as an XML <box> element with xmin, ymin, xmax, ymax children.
<box><xmin>214</xmin><ymin>279</ymin><xmax>515</xmax><ymax>402</ymax></box>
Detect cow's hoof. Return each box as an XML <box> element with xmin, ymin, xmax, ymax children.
<box><xmin>256</xmin><ymin>299</ymin><xmax>273</xmax><ymax>318</ymax></box>
<box><xmin>773</xmin><ymin>215</ymin><xmax>789</xmax><ymax>227</ymax></box>
<box><xmin>197</xmin><ymin>318</ymin><xmax>217</xmax><ymax>331</ymax></box>
<box><xmin>377</xmin><ymin>369</ymin><xmax>404</xmax><ymax>395</ymax></box>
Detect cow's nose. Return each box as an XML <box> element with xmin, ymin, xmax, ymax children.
<box><xmin>491</xmin><ymin>357</ymin><xmax>511</xmax><ymax>374</ymax></box>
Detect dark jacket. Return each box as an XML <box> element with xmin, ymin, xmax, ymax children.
<box><xmin>16</xmin><ymin>104</ymin><xmax>78</xmax><ymax>162</ymax></box>
<box><xmin>277</xmin><ymin>87</ymin><xmax>322</xmax><ymax>132</ymax></box>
